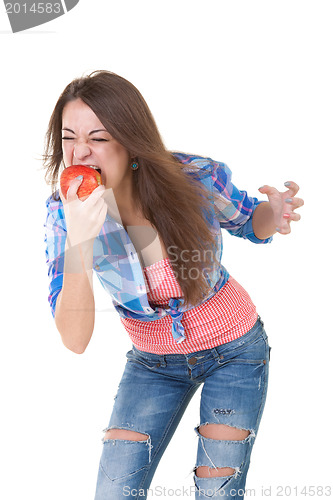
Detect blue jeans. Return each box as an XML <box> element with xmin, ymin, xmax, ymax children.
<box><xmin>94</xmin><ymin>315</ymin><xmax>271</xmax><ymax>499</ymax></box>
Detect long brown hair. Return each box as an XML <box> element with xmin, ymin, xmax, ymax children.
<box><xmin>43</xmin><ymin>70</ymin><xmax>221</xmax><ymax>307</ymax></box>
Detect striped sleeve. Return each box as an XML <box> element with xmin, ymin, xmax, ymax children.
<box><xmin>210</xmin><ymin>159</ymin><xmax>273</xmax><ymax>244</ymax></box>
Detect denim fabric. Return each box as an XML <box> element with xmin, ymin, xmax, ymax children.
<box><xmin>94</xmin><ymin>315</ymin><xmax>271</xmax><ymax>499</ymax></box>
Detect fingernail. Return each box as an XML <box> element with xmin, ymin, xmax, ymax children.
<box><xmin>75</xmin><ymin>175</ymin><xmax>83</xmax><ymax>181</ymax></box>
<box><xmin>285</xmin><ymin>198</ymin><xmax>293</xmax><ymax>203</ymax></box>
<box><xmin>284</xmin><ymin>181</ymin><xmax>291</xmax><ymax>187</ymax></box>
<box><xmin>283</xmin><ymin>213</ymin><xmax>290</xmax><ymax>219</ymax></box>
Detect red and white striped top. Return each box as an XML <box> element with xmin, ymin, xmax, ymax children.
<box><xmin>120</xmin><ymin>258</ymin><xmax>258</xmax><ymax>354</ymax></box>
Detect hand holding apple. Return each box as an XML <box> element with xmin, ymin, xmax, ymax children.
<box><xmin>60</xmin><ymin>165</ymin><xmax>102</xmax><ymax>201</ymax></box>
<box><xmin>59</xmin><ymin>166</ymin><xmax>107</xmax><ymax>249</ymax></box>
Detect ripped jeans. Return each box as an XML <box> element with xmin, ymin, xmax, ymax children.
<box><xmin>94</xmin><ymin>315</ymin><xmax>271</xmax><ymax>499</ymax></box>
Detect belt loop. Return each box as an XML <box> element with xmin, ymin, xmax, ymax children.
<box><xmin>210</xmin><ymin>347</ymin><xmax>222</xmax><ymax>361</ymax></box>
<box><xmin>160</xmin><ymin>354</ymin><xmax>167</xmax><ymax>367</ymax></box>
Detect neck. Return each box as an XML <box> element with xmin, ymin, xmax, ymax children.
<box><xmin>111</xmin><ymin>176</ymin><xmax>136</xmax><ymax>213</ymax></box>
<box><xmin>113</xmin><ymin>191</ymin><xmax>141</xmax><ymax>219</ymax></box>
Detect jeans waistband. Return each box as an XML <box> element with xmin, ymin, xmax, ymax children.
<box><xmin>130</xmin><ymin>315</ymin><xmax>265</xmax><ymax>365</ymax></box>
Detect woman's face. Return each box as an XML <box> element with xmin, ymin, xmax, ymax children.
<box><xmin>61</xmin><ymin>98</ymin><xmax>132</xmax><ymax>193</ymax></box>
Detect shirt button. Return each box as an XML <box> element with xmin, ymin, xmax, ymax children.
<box><xmin>188</xmin><ymin>357</ymin><xmax>197</xmax><ymax>365</ymax></box>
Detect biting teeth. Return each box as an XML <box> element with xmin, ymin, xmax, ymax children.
<box><xmin>89</xmin><ymin>166</ymin><xmax>102</xmax><ymax>172</ymax></box>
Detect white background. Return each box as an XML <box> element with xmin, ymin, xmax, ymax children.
<box><xmin>1</xmin><ymin>1</ymin><xmax>332</xmax><ymax>499</ymax></box>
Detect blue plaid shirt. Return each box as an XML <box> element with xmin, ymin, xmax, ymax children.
<box><xmin>44</xmin><ymin>152</ymin><xmax>272</xmax><ymax>344</ymax></box>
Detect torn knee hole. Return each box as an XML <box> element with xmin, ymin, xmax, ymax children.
<box><xmin>198</xmin><ymin>423</ymin><xmax>250</xmax><ymax>441</ymax></box>
<box><xmin>103</xmin><ymin>429</ymin><xmax>149</xmax><ymax>442</ymax></box>
<box><xmin>195</xmin><ymin>466</ymin><xmax>236</xmax><ymax>478</ymax></box>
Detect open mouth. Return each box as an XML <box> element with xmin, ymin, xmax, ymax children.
<box><xmin>68</xmin><ymin>164</ymin><xmax>102</xmax><ymax>175</ymax></box>
<box><xmin>89</xmin><ymin>166</ymin><xmax>102</xmax><ymax>174</ymax></box>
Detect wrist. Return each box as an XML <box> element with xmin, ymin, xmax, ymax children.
<box><xmin>252</xmin><ymin>202</ymin><xmax>277</xmax><ymax>239</ymax></box>
<box><xmin>64</xmin><ymin>238</ymin><xmax>94</xmax><ymax>274</ymax></box>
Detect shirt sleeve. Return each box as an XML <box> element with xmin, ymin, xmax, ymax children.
<box><xmin>210</xmin><ymin>159</ymin><xmax>273</xmax><ymax>244</ymax></box>
<box><xmin>44</xmin><ymin>194</ymin><xmax>66</xmax><ymax>318</ymax></box>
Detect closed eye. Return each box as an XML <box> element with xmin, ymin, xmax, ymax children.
<box><xmin>61</xmin><ymin>137</ymin><xmax>108</xmax><ymax>142</ymax></box>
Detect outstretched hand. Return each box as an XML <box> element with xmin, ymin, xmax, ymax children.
<box><xmin>258</xmin><ymin>181</ymin><xmax>304</xmax><ymax>235</ymax></box>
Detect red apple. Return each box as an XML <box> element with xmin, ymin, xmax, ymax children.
<box><xmin>60</xmin><ymin>165</ymin><xmax>102</xmax><ymax>201</ymax></box>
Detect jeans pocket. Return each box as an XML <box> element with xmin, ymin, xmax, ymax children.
<box><xmin>223</xmin><ymin>331</ymin><xmax>269</xmax><ymax>366</ymax></box>
<box><xmin>214</xmin><ymin>322</ymin><xmax>266</xmax><ymax>363</ymax></box>
<box><xmin>125</xmin><ymin>349</ymin><xmax>159</xmax><ymax>370</ymax></box>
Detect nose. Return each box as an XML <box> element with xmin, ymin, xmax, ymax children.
<box><xmin>73</xmin><ymin>142</ymin><xmax>92</xmax><ymax>162</ymax></box>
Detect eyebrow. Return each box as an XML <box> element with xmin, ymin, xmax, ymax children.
<box><xmin>61</xmin><ymin>128</ymin><xmax>108</xmax><ymax>135</ymax></box>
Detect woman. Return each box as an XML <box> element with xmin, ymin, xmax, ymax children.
<box><xmin>43</xmin><ymin>70</ymin><xmax>303</xmax><ymax>499</ymax></box>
